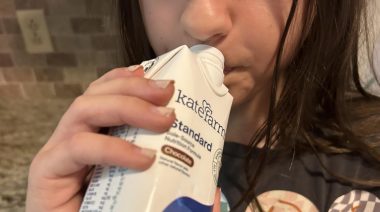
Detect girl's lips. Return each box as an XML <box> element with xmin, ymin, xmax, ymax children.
<box><xmin>224</xmin><ymin>64</ymin><xmax>248</xmax><ymax>75</ymax></box>
<box><xmin>224</xmin><ymin>67</ymin><xmax>234</xmax><ymax>75</ymax></box>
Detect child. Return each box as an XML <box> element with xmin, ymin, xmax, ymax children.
<box><xmin>26</xmin><ymin>0</ymin><xmax>380</xmax><ymax>211</ymax></box>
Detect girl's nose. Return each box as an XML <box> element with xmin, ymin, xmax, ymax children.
<box><xmin>180</xmin><ymin>0</ymin><xmax>232</xmax><ymax>44</ymax></box>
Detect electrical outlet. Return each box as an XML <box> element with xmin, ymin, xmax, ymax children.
<box><xmin>16</xmin><ymin>9</ymin><xmax>54</xmax><ymax>53</ymax></box>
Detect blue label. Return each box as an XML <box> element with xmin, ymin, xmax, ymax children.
<box><xmin>164</xmin><ymin>197</ymin><xmax>212</xmax><ymax>212</ymax></box>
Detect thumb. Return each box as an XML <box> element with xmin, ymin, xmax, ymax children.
<box><xmin>212</xmin><ymin>187</ymin><xmax>221</xmax><ymax>212</ymax></box>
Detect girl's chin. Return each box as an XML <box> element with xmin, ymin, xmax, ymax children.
<box><xmin>228</xmin><ymin>88</ymin><xmax>252</xmax><ymax>107</ymax></box>
<box><xmin>225</xmin><ymin>82</ymin><xmax>255</xmax><ymax>108</ymax></box>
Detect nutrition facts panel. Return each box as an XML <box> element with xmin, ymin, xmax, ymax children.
<box><xmin>80</xmin><ymin>125</ymin><xmax>139</xmax><ymax>212</ymax></box>
<box><xmin>80</xmin><ymin>165</ymin><xmax>128</xmax><ymax>212</ymax></box>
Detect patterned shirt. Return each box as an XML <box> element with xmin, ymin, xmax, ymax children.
<box><xmin>218</xmin><ymin>142</ymin><xmax>380</xmax><ymax>212</ymax></box>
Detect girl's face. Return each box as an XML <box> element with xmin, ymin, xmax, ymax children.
<box><xmin>139</xmin><ymin>0</ymin><xmax>304</xmax><ymax>107</ymax></box>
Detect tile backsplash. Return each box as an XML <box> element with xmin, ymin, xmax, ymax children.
<box><xmin>1</xmin><ymin>0</ymin><xmax>379</xmax><ymax>99</ymax></box>
<box><xmin>0</xmin><ymin>0</ymin><xmax>119</xmax><ymax>99</ymax></box>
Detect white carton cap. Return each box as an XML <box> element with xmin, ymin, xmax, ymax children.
<box><xmin>190</xmin><ymin>45</ymin><xmax>228</xmax><ymax>95</ymax></box>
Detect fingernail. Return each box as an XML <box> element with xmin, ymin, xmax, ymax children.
<box><xmin>150</xmin><ymin>80</ymin><xmax>173</xmax><ymax>89</ymax></box>
<box><xmin>155</xmin><ymin>107</ymin><xmax>174</xmax><ymax>117</ymax></box>
<box><xmin>127</xmin><ymin>65</ymin><xmax>141</xmax><ymax>72</ymax></box>
<box><xmin>140</xmin><ymin>148</ymin><xmax>156</xmax><ymax>159</ymax></box>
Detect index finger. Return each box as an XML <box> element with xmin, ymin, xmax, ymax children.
<box><xmin>92</xmin><ymin>65</ymin><xmax>144</xmax><ymax>86</ymax></box>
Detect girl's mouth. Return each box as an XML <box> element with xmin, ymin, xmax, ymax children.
<box><xmin>224</xmin><ymin>67</ymin><xmax>234</xmax><ymax>75</ymax></box>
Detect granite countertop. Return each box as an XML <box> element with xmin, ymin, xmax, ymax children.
<box><xmin>0</xmin><ymin>99</ymin><xmax>73</xmax><ymax>212</ymax></box>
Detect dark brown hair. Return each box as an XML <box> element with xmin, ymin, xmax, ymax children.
<box><xmin>117</xmin><ymin>0</ymin><xmax>154</xmax><ymax>65</ymax></box>
<box><xmin>240</xmin><ymin>0</ymin><xmax>380</xmax><ymax>209</ymax></box>
<box><xmin>116</xmin><ymin>0</ymin><xmax>380</xmax><ymax>210</ymax></box>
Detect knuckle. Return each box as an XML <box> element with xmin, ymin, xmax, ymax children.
<box><xmin>67</xmin><ymin>132</ymin><xmax>89</xmax><ymax>160</ymax></box>
<box><xmin>70</xmin><ymin>95</ymin><xmax>88</xmax><ymax>114</ymax></box>
<box><xmin>28</xmin><ymin>148</ymin><xmax>58</xmax><ymax>180</ymax></box>
<box><xmin>108</xmin><ymin>67</ymin><xmax>132</xmax><ymax>78</ymax></box>
<box><xmin>87</xmin><ymin>80</ymin><xmax>98</xmax><ymax>90</ymax></box>
<box><xmin>28</xmin><ymin>152</ymin><xmax>45</xmax><ymax>175</ymax></box>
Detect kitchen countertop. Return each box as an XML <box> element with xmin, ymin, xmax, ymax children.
<box><xmin>0</xmin><ymin>99</ymin><xmax>73</xmax><ymax>212</ymax></box>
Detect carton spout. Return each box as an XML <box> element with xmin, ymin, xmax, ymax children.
<box><xmin>190</xmin><ymin>45</ymin><xmax>228</xmax><ymax>96</ymax></box>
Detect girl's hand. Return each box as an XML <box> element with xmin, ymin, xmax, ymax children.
<box><xmin>26</xmin><ymin>66</ymin><xmax>176</xmax><ymax>212</ymax></box>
